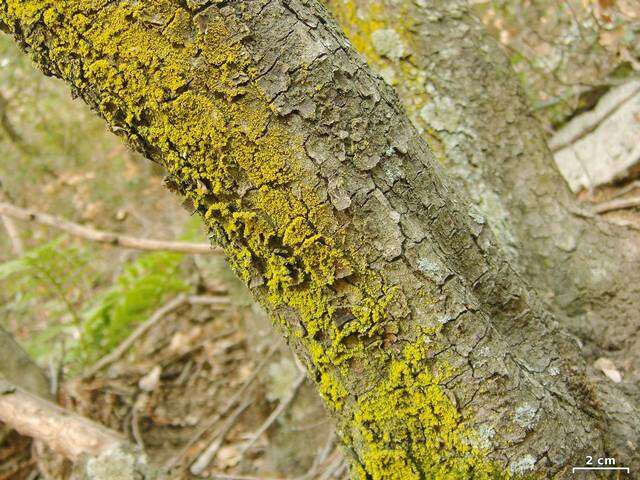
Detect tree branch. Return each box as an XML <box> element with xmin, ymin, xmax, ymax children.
<box><xmin>593</xmin><ymin>196</ymin><xmax>640</xmax><ymax>214</ymax></box>
<box><xmin>0</xmin><ymin>379</ymin><xmax>156</xmax><ymax>479</ymax></box>
<box><xmin>0</xmin><ymin>213</ymin><xmax>23</xmax><ymax>255</ymax></box>
<box><xmin>0</xmin><ymin>201</ymin><xmax>219</xmax><ymax>254</ymax></box>
<box><xmin>0</xmin><ymin>187</ymin><xmax>24</xmax><ymax>255</ymax></box>
<box><xmin>326</xmin><ymin>0</ymin><xmax>640</xmax><ymax>371</ymax></box>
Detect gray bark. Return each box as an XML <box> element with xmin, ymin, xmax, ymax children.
<box><xmin>325</xmin><ymin>0</ymin><xmax>640</xmax><ymax>369</ymax></box>
<box><xmin>1</xmin><ymin>0</ymin><xmax>638</xmax><ymax>477</ymax></box>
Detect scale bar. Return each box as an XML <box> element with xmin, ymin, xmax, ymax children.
<box><xmin>572</xmin><ymin>467</ymin><xmax>630</xmax><ymax>473</ymax></box>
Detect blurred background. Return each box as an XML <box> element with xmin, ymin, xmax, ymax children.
<box><xmin>0</xmin><ymin>1</ymin><xmax>638</xmax><ymax>479</ymax></box>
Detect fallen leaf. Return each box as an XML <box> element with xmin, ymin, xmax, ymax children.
<box><xmin>139</xmin><ymin>365</ymin><xmax>162</xmax><ymax>392</ymax></box>
<box><xmin>594</xmin><ymin>357</ymin><xmax>622</xmax><ymax>383</ymax></box>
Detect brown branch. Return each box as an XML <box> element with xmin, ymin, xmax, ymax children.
<box><xmin>0</xmin><ymin>201</ymin><xmax>220</xmax><ymax>255</ymax></box>
<box><xmin>0</xmin><ymin>379</ymin><xmax>157</xmax><ymax>479</ymax></box>
<box><xmin>0</xmin><ymin>214</ymin><xmax>23</xmax><ymax>255</ymax></box>
<box><xmin>0</xmin><ymin>188</ymin><xmax>24</xmax><ymax>255</ymax></box>
<box><xmin>593</xmin><ymin>196</ymin><xmax>640</xmax><ymax>214</ymax></box>
<box><xmin>0</xmin><ymin>379</ymin><xmax>123</xmax><ymax>462</ymax></box>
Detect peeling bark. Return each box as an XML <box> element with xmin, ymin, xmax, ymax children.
<box><xmin>1</xmin><ymin>0</ymin><xmax>638</xmax><ymax>478</ymax></box>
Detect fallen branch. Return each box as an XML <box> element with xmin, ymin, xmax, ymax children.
<box><xmin>0</xmin><ymin>379</ymin><xmax>156</xmax><ymax>479</ymax></box>
<box><xmin>0</xmin><ymin>201</ymin><xmax>219</xmax><ymax>254</ymax></box>
<box><xmin>0</xmin><ymin>188</ymin><xmax>24</xmax><ymax>255</ymax></box>
<box><xmin>238</xmin><ymin>372</ymin><xmax>306</xmax><ymax>456</ymax></box>
<box><xmin>189</xmin><ymin>397</ymin><xmax>253</xmax><ymax>476</ymax></box>
<box><xmin>593</xmin><ymin>196</ymin><xmax>640</xmax><ymax>214</ymax></box>
<box><xmin>0</xmin><ymin>214</ymin><xmax>23</xmax><ymax>255</ymax></box>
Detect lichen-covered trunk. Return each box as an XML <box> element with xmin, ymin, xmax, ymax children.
<box><xmin>325</xmin><ymin>0</ymin><xmax>640</xmax><ymax>363</ymax></box>
<box><xmin>1</xmin><ymin>1</ymin><xmax>638</xmax><ymax>478</ymax></box>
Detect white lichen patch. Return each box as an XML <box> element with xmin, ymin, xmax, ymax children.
<box><xmin>515</xmin><ymin>403</ymin><xmax>538</xmax><ymax>429</ymax></box>
<box><xmin>509</xmin><ymin>454</ymin><xmax>537</xmax><ymax>474</ymax></box>
<box><xmin>371</xmin><ymin>29</ymin><xmax>405</xmax><ymax>60</ymax></box>
<box><xmin>417</xmin><ymin>257</ymin><xmax>450</xmax><ymax>285</ymax></box>
<box><xmin>471</xmin><ymin>424</ymin><xmax>496</xmax><ymax>450</ymax></box>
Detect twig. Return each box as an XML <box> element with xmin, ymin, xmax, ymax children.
<box><xmin>609</xmin><ymin>181</ymin><xmax>640</xmax><ymax>200</ymax></box>
<box><xmin>298</xmin><ymin>431</ymin><xmax>336</xmax><ymax>480</ymax></box>
<box><xmin>593</xmin><ymin>196</ymin><xmax>640</xmax><ymax>214</ymax></box>
<box><xmin>0</xmin><ymin>201</ymin><xmax>220</xmax><ymax>254</ymax></box>
<box><xmin>189</xmin><ymin>397</ymin><xmax>253</xmax><ymax>475</ymax></box>
<box><xmin>0</xmin><ymin>188</ymin><xmax>24</xmax><ymax>255</ymax></box>
<box><xmin>549</xmin><ymin>82</ymin><xmax>640</xmax><ymax>153</ymax></box>
<box><xmin>1</xmin><ymin>214</ymin><xmax>23</xmax><ymax>255</ymax></box>
<box><xmin>187</xmin><ymin>295</ymin><xmax>232</xmax><ymax>307</ymax></box>
<box><xmin>238</xmin><ymin>372</ymin><xmax>306</xmax><ymax>456</ymax></box>
<box><xmin>165</xmin><ymin>343</ymin><xmax>279</xmax><ymax>470</ymax></box>
<box><xmin>131</xmin><ymin>406</ymin><xmax>146</xmax><ymax>453</ymax></box>
<box><xmin>83</xmin><ymin>294</ymin><xmax>189</xmax><ymax>378</ymax></box>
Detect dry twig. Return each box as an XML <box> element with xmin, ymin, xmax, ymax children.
<box><xmin>593</xmin><ymin>196</ymin><xmax>640</xmax><ymax>214</ymax></box>
<box><xmin>0</xmin><ymin>201</ymin><xmax>219</xmax><ymax>254</ymax></box>
<box><xmin>239</xmin><ymin>372</ymin><xmax>306</xmax><ymax>456</ymax></box>
<box><xmin>0</xmin><ymin>379</ymin><xmax>124</xmax><ymax>462</ymax></box>
<box><xmin>83</xmin><ymin>294</ymin><xmax>190</xmax><ymax>378</ymax></box>
<box><xmin>0</xmin><ymin>187</ymin><xmax>24</xmax><ymax>255</ymax></box>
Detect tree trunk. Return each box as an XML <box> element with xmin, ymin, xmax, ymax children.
<box><xmin>1</xmin><ymin>1</ymin><xmax>638</xmax><ymax>477</ymax></box>
<box><xmin>325</xmin><ymin>0</ymin><xmax>640</xmax><ymax>364</ymax></box>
